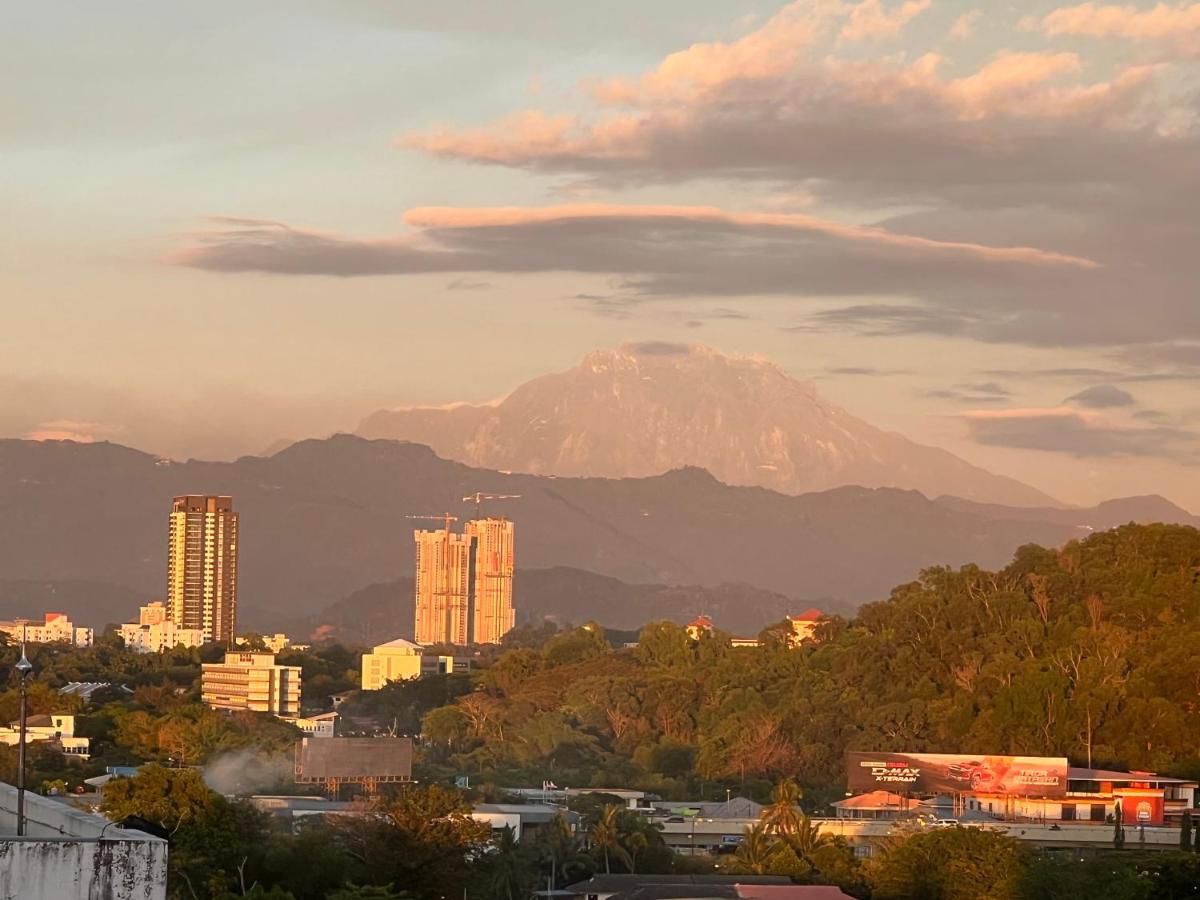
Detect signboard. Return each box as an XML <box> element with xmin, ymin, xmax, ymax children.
<box><xmin>295</xmin><ymin>737</ymin><xmax>413</xmax><ymax>783</ymax></box>
<box><xmin>847</xmin><ymin>752</ymin><xmax>1068</xmax><ymax>797</ymax></box>
<box><xmin>1117</xmin><ymin>790</ymin><xmax>1165</xmax><ymax>826</ymax></box>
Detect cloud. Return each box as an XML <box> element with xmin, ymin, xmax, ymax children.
<box><xmin>1033</xmin><ymin>2</ymin><xmax>1200</xmax><ymax>57</ymax></box>
<box><xmin>22</xmin><ymin>420</ymin><xmax>112</xmax><ymax>443</ymax></box>
<box><xmin>629</xmin><ymin>341</ymin><xmax>692</xmax><ymax>356</ymax></box>
<box><xmin>949</xmin><ymin>10</ymin><xmax>982</xmax><ymax>40</ymax></box>
<box><xmin>175</xmin><ymin>206</ymin><xmax>1097</xmax><ymax>329</ymax></box>
<box><xmin>839</xmin><ymin>0</ymin><xmax>932</xmax><ymax>43</ymax></box>
<box><xmin>962</xmin><ymin>406</ymin><xmax>1198</xmax><ymax>459</ymax></box>
<box><xmin>391</xmin><ymin>2</ymin><xmax>1200</xmax><ymax>350</ymax></box>
<box><xmin>1065</xmin><ymin>384</ymin><xmax>1137</xmax><ymax>408</ymax></box>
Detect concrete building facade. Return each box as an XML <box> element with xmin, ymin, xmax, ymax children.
<box><xmin>413</xmin><ymin>518</ymin><xmax>515</xmax><ymax>647</ymax></box>
<box><xmin>0</xmin><ymin>612</ymin><xmax>93</xmax><ymax>648</ymax></box>
<box><xmin>360</xmin><ymin>638</ymin><xmax>468</xmax><ymax>690</ymax></box>
<box><xmin>201</xmin><ymin>651</ymin><xmax>300</xmax><ymax>716</ymax></box>
<box><xmin>119</xmin><ymin>601</ymin><xmax>206</xmax><ymax>653</ymax></box>
<box><xmin>0</xmin><ymin>782</ymin><xmax>167</xmax><ymax>900</ymax></box>
<box><xmin>168</xmin><ymin>494</ymin><xmax>239</xmax><ymax>644</ymax></box>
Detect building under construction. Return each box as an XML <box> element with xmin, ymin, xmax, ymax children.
<box><xmin>412</xmin><ymin>516</ymin><xmax>515</xmax><ymax>646</ymax></box>
<box><xmin>294</xmin><ymin>736</ymin><xmax>413</xmax><ymax>797</ymax></box>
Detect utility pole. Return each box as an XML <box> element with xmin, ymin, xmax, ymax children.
<box><xmin>15</xmin><ymin>639</ymin><xmax>33</xmax><ymax>837</ymax></box>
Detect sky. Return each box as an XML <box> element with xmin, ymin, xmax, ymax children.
<box><xmin>3</xmin><ymin>1</ymin><xmax>1199</xmax><ymax>509</ymax></box>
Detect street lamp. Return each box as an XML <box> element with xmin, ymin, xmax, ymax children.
<box><xmin>14</xmin><ymin>644</ymin><xmax>33</xmax><ymax>837</ymax></box>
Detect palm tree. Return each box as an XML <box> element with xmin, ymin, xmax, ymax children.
<box><xmin>590</xmin><ymin>805</ymin><xmax>633</xmax><ymax>874</ymax></box>
<box><xmin>762</xmin><ymin>778</ymin><xmax>804</xmax><ymax>836</ymax></box>
<box><xmin>625</xmin><ymin>831</ymin><xmax>648</xmax><ymax>874</ymax></box>
<box><xmin>539</xmin><ymin>811</ymin><xmax>591</xmax><ymax>887</ymax></box>
<box><xmin>490</xmin><ymin>826</ymin><xmax>530</xmax><ymax>900</ymax></box>
<box><xmin>733</xmin><ymin>821</ymin><xmax>776</xmax><ymax>875</ymax></box>
<box><xmin>777</xmin><ymin>814</ymin><xmax>833</xmax><ymax>876</ymax></box>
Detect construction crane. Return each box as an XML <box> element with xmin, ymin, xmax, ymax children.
<box><xmin>462</xmin><ymin>492</ymin><xmax>521</xmax><ymax>518</ymax></box>
<box><xmin>405</xmin><ymin>513</ymin><xmax>458</xmax><ymax>533</ymax></box>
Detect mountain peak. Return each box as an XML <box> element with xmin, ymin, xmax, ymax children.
<box><xmin>357</xmin><ymin>345</ymin><xmax>1057</xmax><ymax>507</ymax></box>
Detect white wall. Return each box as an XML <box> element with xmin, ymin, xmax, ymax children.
<box><xmin>0</xmin><ymin>784</ymin><xmax>167</xmax><ymax>900</ymax></box>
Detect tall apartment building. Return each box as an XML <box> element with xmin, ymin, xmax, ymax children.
<box><xmin>201</xmin><ymin>651</ymin><xmax>300</xmax><ymax>716</ymax></box>
<box><xmin>413</xmin><ymin>528</ymin><xmax>475</xmax><ymax>646</ymax></box>
<box><xmin>119</xmin><ymin>601</ymin><xmax>206</xmax><ymax>654</ymax></box>
<box><xmin>412</xmin><ymin>518</ymin><xmax>515</xmax><ymax>647</ymax></box>
<box><xmin>464</xmin><ymin>518</ymin><xmax>515</xmax><ymax>645</ymax></box>
<box><xmin>168</xmin><ymin>495</ymin><xmax>239</xmax><ymax>645</ymax></box>
<box><xmin>0</xmin><ymin>613</ymin><xmax>93</xmax><ymax>648</ymax></box>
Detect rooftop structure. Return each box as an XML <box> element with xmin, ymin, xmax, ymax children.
<box><xmin>0</xmin><ymin>781</ymin><xmax>167</xmax><ymax>900</ymax></box>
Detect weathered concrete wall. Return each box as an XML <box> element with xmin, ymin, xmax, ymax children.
<box><xmin>0</xmin><ymin>838</ymin><xmax>168</xmax><ymax>900</ymax></box>
<box><xmin>0</xmin><ymin>783</ymin><xmax>167</xmax><ymax>899</ymax></box>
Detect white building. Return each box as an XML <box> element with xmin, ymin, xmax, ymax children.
<box><xmin>119</xmin><ymin>601</ymin><xmax>206</xmax><ymax>654</ymax></box>
<box><xmin>236</xmin><ymin>633</ymin><xmax>310</xmax><ymax>654</ymax></box>
<box><xmin>0</xmin><ymin>612</ymin><xmax>93</xmax><ymax>648</ymax></box>
<box><xmin>0</xmin><ymin>714</ymin><xmax>90</xmax><ymax>759</ymax></box>
<box><xmin>280</xmin><ymin>711</ymin><xmax>338</xmax><ymax>738</ymax></box>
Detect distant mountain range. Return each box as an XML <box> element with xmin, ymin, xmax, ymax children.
<box><xmin>359</xmin><ymin>344</ymin><xmax>1057</xmax><ymax>507</ymax></box>
<box><xmin>0</xmin><ymin>434</ymin><xmax>1194</xmax><ymax>631</ymax></box>
<box><xmin>283</xmin><ymin>567</ymin><xmax>806</xmax><ymax>646</ymax></box>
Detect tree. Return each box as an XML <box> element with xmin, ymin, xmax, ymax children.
<box><xmin>1114</xmin><ymin>801</ymin><xmax>1126</xmax><ymax>849</ymax></box>
<box><xmin>484</xmin><ymin>826</ymin><xmax>534</xmax><ymax>900</ymax></box>
<box><xmin>100</xmin><ymin>765</ymin><xmax>213</xmax><ymax>836</ymax></box>
<box><xmin>590</xmin><ymin>805</ymin><xmax>632</xmax><ymax>874</ymax></box>
<box><xmin>333</xmin><ymin>785</ymin><xmax>489</xmax><ymax>900</ymax></box>
<box><xmin>870</xmin><ymin>828</ymin><xmax>1031</xmax><ymax>900</ymax></box>
<box><xmin>732</xmin><ymin>822</ymin><xmax>775</xmax><ymax>875</ymax></box>
<box><xmin>762</xmin><ymin>778</ymin><xmax>804</xmax><ymax>835</ymax></box>
<box><xmin>1181</xmin><ymin>810</ymin><xmax>1193</xmax><ymax>852</ymax></box>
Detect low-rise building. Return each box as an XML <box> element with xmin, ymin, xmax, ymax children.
<box><xmin>202</xmin><ymin>651</ymin><xmax>301</xmax><ymax>716</ymax></box>
<box><xmin>473</xmin><ymin>803</ymin><xmax>581</xmax><ymax>842</ymax></box>
<box><xmin>360</xmin><ymin>638</ymin><xmax>469</xmax><ymax>690</ymax></box>
<box><xmin>60</xmin><ymin>681</ymin><xmax>131</xmax><ymax>704</ymax></box>
<box><xmin>236</xmin><ymin>633</ymin><xmax>310</xmax><ymax>654</ymax></box>
<box><xmin>0</xmin><ymin>713</ymin><xmax>90</xmax><ymax>759</ymax></box>
<box><xmin>0</xmin><ymin>612</ymin><xmax>93</xmax><ymax>648</ymax></box>
<box><xmin>119</xmin><ymin>602</ymin><xmax>206</xmax><ymax>653</ymax></box>
<box><xmin>280</xmin><ymin>711</ymin><xmax>338</xmax><ymax>738</ymax></box>
<box><xmin>786</xmin><ymin>609</ymin><xmax>823</xmax><ymax>645</ymax></box>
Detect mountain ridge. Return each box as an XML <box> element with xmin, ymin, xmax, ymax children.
<box><xmin>0</xmin><ymin>434</ymin><xmax>1191</xmax><ymax>624</ymax></box>
<box><xmin>358</xmin><ymin>343</ymin><xmax>1059</xmax><ymax>507</ymax></box>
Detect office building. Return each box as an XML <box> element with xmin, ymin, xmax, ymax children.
<box><xmin>201</xmin><ymin>651</ymin><xmax>300</xmax><ymax>716</ymax></box>
<box><xmin>464</xmin><ymin>517</ymin><xmax>515</xmax><ymax>645</ymax></box>
<box><xmin>413</xmin><ymin>518</ymin><xmax>516</xmax><ymax>647</ymax></box>
<box><xmin>119</xmin><ymin>601</ymin><xmax>206</xmax><ymax>653</ymax></box>
<box><xmin>360</xmin><ymin>637</ymin><xmax>469</xmax><ymax>690</ymax></box>
<box><xmin>168</xmin><ymin>494</ymin><xmax>239</xmax><ymax>644</ymax></box>
<box><xmin>413</xmin><ymin>527</ymin><xmax>475</xmax><ymax>646</ymax></box>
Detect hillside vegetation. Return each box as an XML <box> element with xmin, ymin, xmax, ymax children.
<box><xmin>410</xmin><ymin>524</ymin><xmax>1200</xmax><ymax>795</ymax></box>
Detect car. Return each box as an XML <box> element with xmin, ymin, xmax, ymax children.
<box><xmin>946</xmin><ymin>761</ymin><xmax>996</xmax><ymax>790</ymax></box>
<box><xmin>930</xmin><ymin>819</ymin><xmax>960</xmax><ymax>828</ymax></box>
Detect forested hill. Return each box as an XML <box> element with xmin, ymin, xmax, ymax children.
<box><xmin>413</xmin><ymin>524</ymin><xmax>1200</xmax><ymax>794</ymax></box>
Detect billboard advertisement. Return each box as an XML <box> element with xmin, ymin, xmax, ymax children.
<box><xmin>1116</xmin><ymin>790</ymin><xmax>1165</xmax><ymax>826</ymax></box>
<box><xmin>848</xmin><ymin>752</ymin><xmax>1069</xmax><ymax>797</ymax></box>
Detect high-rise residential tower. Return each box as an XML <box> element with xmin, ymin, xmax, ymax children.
<box><xmin>464</xmin><ymin>518</ymin><xmax>515</xmax><ymax>645</ymax></box>
<box><xmin>412</xmin><ymin>518</ymin><xmax>516</xmax><ymax>647</ymax></box>
<box><xmin>413</xmin><ymin>527</ymin><xmax>475</xmax><ymax>646</ymax></box>
<box><xmin>168</xmin><ymin>495</ymin><xmax>239</xmax><ymax>645</ymax></box>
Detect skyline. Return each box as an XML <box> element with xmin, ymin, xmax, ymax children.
<box><xmin>4</xmin><ymin>1</ymin><xmax>1199</xmax><ymax>508</ymax></box>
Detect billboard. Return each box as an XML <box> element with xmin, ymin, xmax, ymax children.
<box><xmin>295</xmin><ymin>737</ymin><xmax>413</xmax><ymax>782</ymax></box>
<box><xmin>848</xmin><ymin>752</ymin><xmax>1068</xmax><ymax>797</ymax></box>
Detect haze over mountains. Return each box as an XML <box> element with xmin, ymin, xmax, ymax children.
<box><xmin>359</xmin><ymin>344</ymin><xmax>1057</xmax><ymax>507</ymax></box>
<box><xmin>1</xmin><ymin>434</ymin><xmax>1195</xmax><ymax>635</ymax></box>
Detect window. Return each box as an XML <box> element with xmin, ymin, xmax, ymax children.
<box><xmin>1090</xmin><ymin>805</ymin><xmax>1106</xmax><ymax>822</ymax></box>
<box><xmin>1061</xmin><ymin>805</ymin><xmax>1076</xmax><ymax>821</ymax></box>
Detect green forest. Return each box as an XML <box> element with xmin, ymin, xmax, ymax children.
<box><xmin>410</xmin><ymin>523</ymin><xmax>1200</xmax><ymax>799</ymax></box>
<box><xmin>3</xmin><ymin>523</ymin><xmax>1200</xmax><ymax>899</ymax></box>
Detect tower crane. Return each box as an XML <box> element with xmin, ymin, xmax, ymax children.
<box><xmin>405</xmin><ymin>513</ymin><xmax>458</xmax><ymax>533</ymax></box>
<box><xmin>462</xmin><ymin>492</ymin><xmax>521</xmax><ymax>518</ymax></box>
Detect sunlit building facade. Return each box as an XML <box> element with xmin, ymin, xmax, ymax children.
<box><xmin>413</xmin><ymin>518</ymin><xmax>516</xmax><ymax>646</ymax></box>
<box><xmin>119</xmin><ymin>601</ymin><xmax>206</xmax><ymax>653</ymax></box>
<box><xmin>168</xmin><ymin>494</ymin><xmax>239</xmax><ymax>644</ymax></box>
<box><xmin>201</xmin><ymin>651</ymin><xmax>300</xmax><ymax>716</ymax></box>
